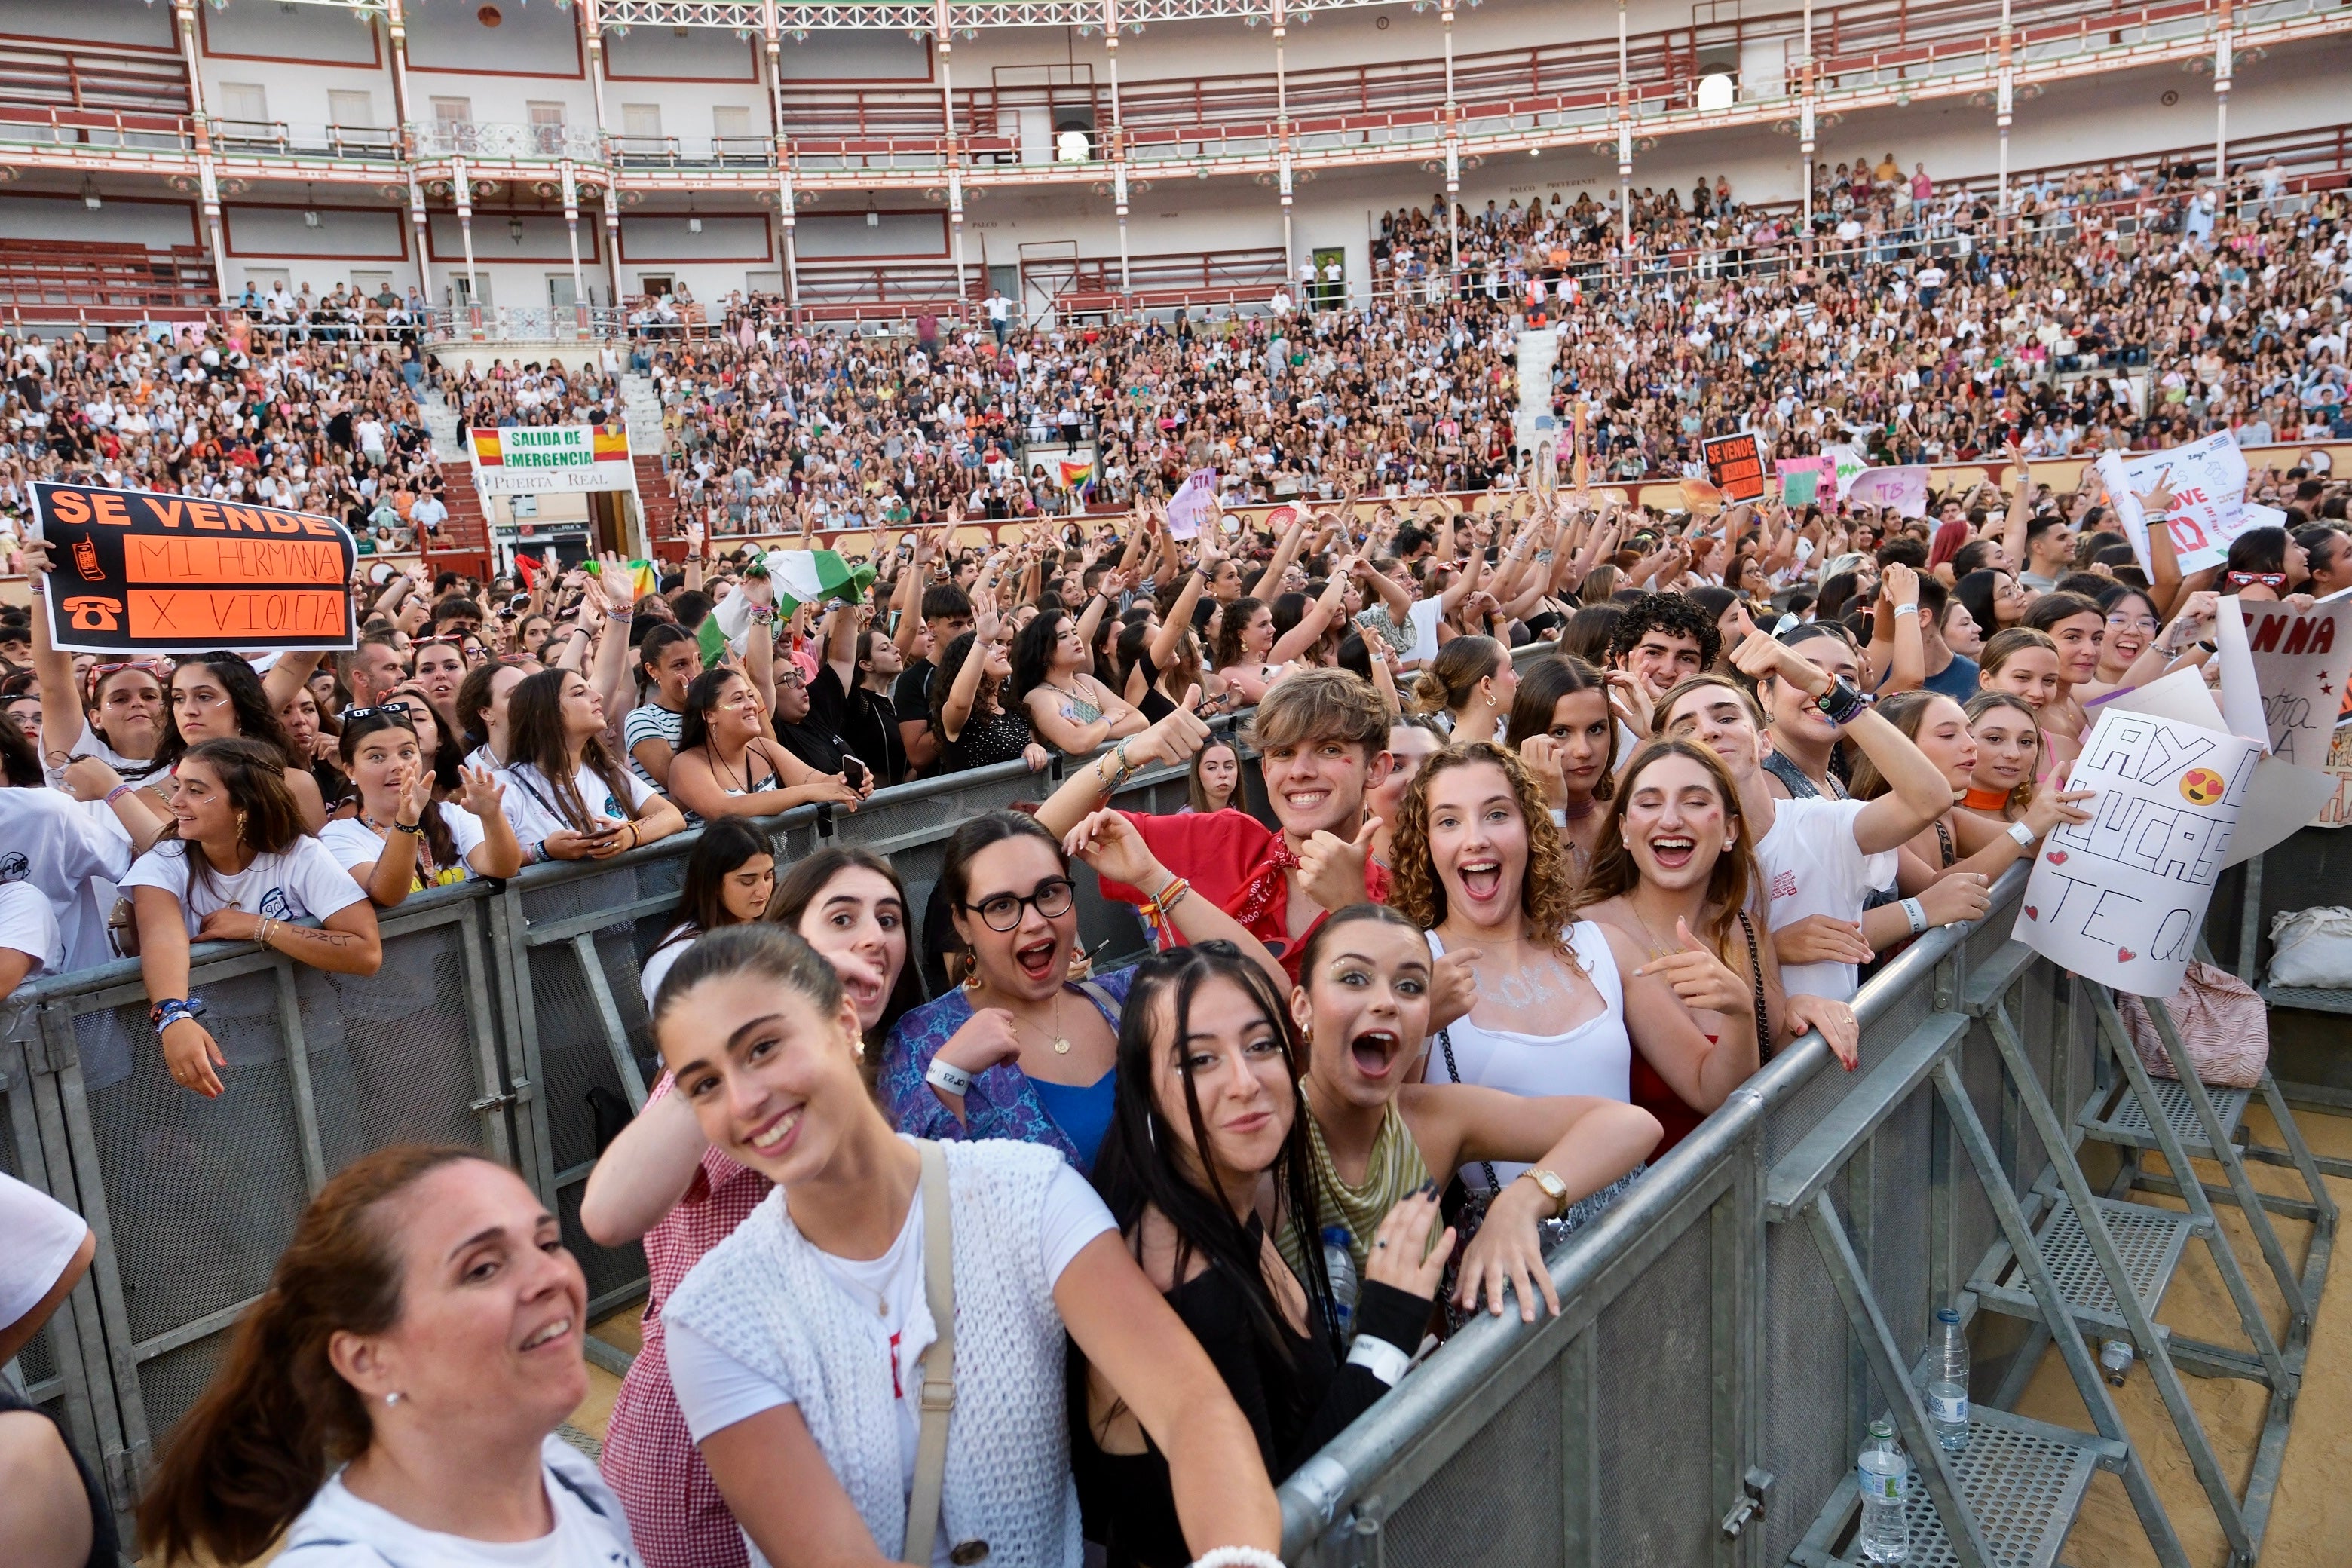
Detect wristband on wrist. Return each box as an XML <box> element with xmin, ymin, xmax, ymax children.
<box><xmin>2007</xmin><ymin>820</ymin><xmax>2038</xmax><ymax>850</ymax></box>
<box><xmin>1813</xmin><ymin>677</ymin><xmax>1870</xmax><ymax>727</ymax></box>
<box><xmin>104</xmin><ymin>781</ymin><xmax>136</xmax><ymax>804</ymax></box>
<box><xmin>1892</xmin><ymin>602</ymin><xmax>1919</xmax><ymax>617</ymax></box>
<box><xmin>925</xmin><ymin>1056</ymin><xmax>975</xmax><ymax>1098</ymax></box>
<box><xmin>151</xmin><ymin>997</ymin><xmax>206</xmax><ymax>1032</ymax></box>
<box><xmin>391</xmin><ymin>816</ymin><xmax>424</xmax><ymax>835</ymax></box>
<box><xmin>1900</xmin><ymin>896</ymin><xmax>1928</xmax><ymax>936</ymax></box>
<box><xmin>1191</xmin><ymin>1551</ymin><xmax>1285</xmax><ymax>1568</ymax></box>
<box><xmin>1344</xmin><ymin>1333</ymin><xmax>1413</xmax><ymax>1386</ymax></box>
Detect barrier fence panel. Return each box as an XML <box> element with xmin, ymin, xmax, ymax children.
<box><xmin>1277</xmin><ymin>868</ymin><xmax>2117</xmax><ymax>1568</ymax></box>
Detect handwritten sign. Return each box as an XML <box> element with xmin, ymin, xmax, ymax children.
<box><xmin>2314</xmin><ymin>724</ymin><xmax>2352</xmax><ymax>829</ymax></box>
<box><xmin>2214</xmin><ymin>593</ymin><xmax>2352</xmax><ymax>766</ymax></box>
<box><xmin>1703</xmin><ymin>433</ymin><xmax>1765</xmax><ymax>503</ymax></box>
<box><xmin>2011</xmin><ymin>707</ymin><xmax>2260</xmax><ymax>997</ymax></box>
<box><xmin>1776</xmin><ymin>455</ymin><xmax>1836</xmax><ymax>507</ymax></box>
<box><xmin>30</xmin><ymin>481</ymin><xmax>357</xmax><ymax>654</ymax></box>
<box><xmin>2096</xmin><ymin>431</ymin><xmax>2264</xmax><ymax>574</ymax></box>
<box><xmin>1165</xmin><ymin>467</ymin><xmax>1217</xmax><ymax>540</ymax></box>
<box><xmin>1844</xmin><ymin>465</ymin><xmax>1931</xmax><ymax>517</ymax></box>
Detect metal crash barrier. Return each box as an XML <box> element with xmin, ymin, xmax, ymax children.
<box><xmin>0</xmin><ymin>703</ymin><xmax>2326</xmax><ymax>1565</ymax></box>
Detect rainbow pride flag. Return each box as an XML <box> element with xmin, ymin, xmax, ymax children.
<box><xmin>1059</xmin><ymin>458</ymin><xmax>1095</xmax><ymax>489</ymax></box>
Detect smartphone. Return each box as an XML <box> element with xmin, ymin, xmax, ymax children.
<box><xmin>842</xmin><ymin>755</ymin><xmax>870</xmax><ymax>791</ymax></box>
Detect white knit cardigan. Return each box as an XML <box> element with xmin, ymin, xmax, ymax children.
<box><xmin>662</xmin><ymin>1137</ymin><xmax>1085</xmax><ymax>1568</ymax></box>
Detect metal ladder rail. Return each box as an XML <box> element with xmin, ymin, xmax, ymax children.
<box><xmin>1979</xmin><ymin>994</ymin><xmax>2256</xmax><ymax>1564</ymax></box>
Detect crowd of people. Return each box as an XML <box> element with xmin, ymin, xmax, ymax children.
<box><xmin>639</xmin><ymin>157</ymin><xmax>2350</xmax><ymax>536</ymax></box>
<box><xmin>0</xmin><ymin>143</ymin><xmax>2348</xmax><ymax>1568</ymax></box>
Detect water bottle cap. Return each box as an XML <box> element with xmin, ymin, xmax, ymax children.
<box><xmin>1937</xmin><ymin>1307</ymin><xmax>1961</xmax><ymax>1323</ymax></box>
<box><xmin>1321</xmin><ymin>1226</ymin><xmax>1352</xmax><ymax>1246</ymax></box>
<box><xmin>1868</xmin><ymin>1419</ymin><xmax>1895</xmax><ymax>1438</ymax></box>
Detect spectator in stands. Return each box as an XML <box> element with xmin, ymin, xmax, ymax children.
<box><xmin>1014</xmin><ymin>605</ymin><xmax>1150</xmax><ymax>756</ymax></box>
<box><xmin>1405</xmin><ymin>634</ymin><xmax>1517</xmax><ymax>746</ymax></box>
<box><xmin>0</xmin><ymin>1168</ymin><xmax>111</xmax><ymax>1568</ymax></box>
<box><xmin>625</xmin><ymin>624</ymin><xmax>703</xmax><ymax>790</ymax></box>
<box><xmin>930</xmin><ymin>605</ymin><xmax>1049</xmax><ymax>775</ymax></box>
<box><xmin>649</xmin><ymin>923</ymin><xmax>1283</xmax><ymax>1568</ymax></box>
<box><xmin>143</xmin><ymin>652</ymin><xmax>331</xmax><ymax>833</ymax></box>
<box><xmin>319</xmin><ymin>706</ymin><xmax>522</xmax><ymax>906</ymax></box>
<box><xmin>1185</xmin><ymin>737</ymin><xmax>1242</xmax><ymax>815</ymax></box>
<box><xmin>1070</xmin><ymin>941</ymin><xmax>1454</xmax><ymax>1562</ymax></box>
<box><xmin>136</xmin><ymin>1147</ymin><xmax>638</xmax><ymax>1568</ymax></box>
<box><xmin>497</xmin><ymin>669</ymin><xmax>688</xmax><ymax>866</ymax></box>
<box><xmin>638</xmin><ymin>820</ymin><xmax>776</xmax><ymax>1012</ymax></box>
<box><xmin>1605</xmin><ymin>594</ymin><xmax>1718</xmax><ymax>737</ymax></box>
<box><xmin>1506</xmin><ymin>654</ymin><xmax>1619</xmax><ymax>874</ymax></box>
<box><xmin>590</xmin><ymin>846</ymin><xmax>917</xmax><ymax>1568</ymax></box>
<box><xmin>665</xmin><ymin>667</ymin><xmax>862</xmax><ymax>823</ymax></box>
<box><xmin>125</xmin><ymin>738</ymin><xmax>384</xmax><ymax>1099</ymax></box>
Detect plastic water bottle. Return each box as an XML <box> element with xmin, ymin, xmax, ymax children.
<box><xmin>1928</xmin><ymin>1307</ymin><xmax>1971</xmax><ymax>1451</ymax></box>
<box><xmin>2101</xmin><ymin>1338</ymin><xmax>2136</xmax><ymax>1386</ymax></box>
<box><xmin>1856</xmin><ymin>1419</ymin><xmax>1911</xmax><ymax>1564</ymax></box>
<box><xmin>1321</xmin><ymin>1227</ymin><xmax>1358</xmax><ymax>1334</ymax></box>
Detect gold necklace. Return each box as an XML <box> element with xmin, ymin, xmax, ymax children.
<box><xmin>980</xmin><ymin>982</ymin><xmax>1073</xmax><ymax>1055</ymax></box>
<box><xmin>1628</xmin><ymin>901</ymin><xmax>1687</xmax><ymax>962</ymax></box>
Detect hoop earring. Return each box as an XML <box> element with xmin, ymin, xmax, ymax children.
<box><xmin>1146</xmin><ymin>1115</ymin><xmax>1158</xmax><ymax>1153</ymax></box>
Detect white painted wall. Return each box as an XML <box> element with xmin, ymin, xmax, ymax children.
<box><xmin>0</xmin><ymin>0</ymin><xmax>172</xmax><ymax>51</ymax></box>
<box><xmin>199</xmin><ymin>3</ymin><xmax>377</xmax><ymax>69</ymax></box>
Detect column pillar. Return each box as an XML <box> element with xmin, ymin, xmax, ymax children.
<box><xmin>561</xmin><ymin>159</ymin><xmax>587</xmax><ymax>333</ymax></box>
<box><xmin>1615</xmin><ymin>0</ymin><xmax>1631</xmax><ymax>259</ymax></box>
<box><xmin>1274</xmin><ymin>0</ymin><xmax>1294</xmax><ymax>287</ymax></box>
<box><xmin>1106</xmin><ymin>0</ymin><xmax>1131</xmax><ymax>306</ymax></box>
<box><xmin>407</xmin><ymin>170</ymin><xmax>430</xmax><ymax>314</ymax></box>
<box><xmin>1799</xmin><ymin>0</ymin><xmax>1815</xmax><ymax>255</ymax></box>
<box><xmin>1995</xmin><ymin>0</ymin><xmax>2014</xmax><ymax>234</ymax></box>
<box><xmin>2214</xmin><ymin>0</ymin><xmax>2234</xmax><ymax>211</ymax></box>
<box><xmin>582</xmin><ymin>0</ymin><xmax>618</xmax><ymax>303</ymax></box>
<box><xmin>384</xmin><ymin>0</ymin><xmax>415</xmax><ymax>155</ymax></box>
<box><xmin>1442</xmin><ymin>4</ymin><xmax>1459</xmax><ymax>289</ymax></box>
<box><xmin>939</xmin><ymin>2</ymin><xmax>967</xmax><ymax>306</ymax></box>
<box><xmin>173</xmin><ymin>1</ymin><xmax>230</xmax><ymax>304</ymax></box>
<box><xmin>763</xmin><ymin>2</ymin><xmax>800</xmax><ymax>317</ymax></box>
<box><xmin>455</xmin><ymin>154</ymin><xmax>482</xmax><ymax>335</ymax></box>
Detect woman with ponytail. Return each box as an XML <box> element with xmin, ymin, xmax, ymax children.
<box><xmin>1404</xmin><ymin>634</ymin><xmax>1518</xmax><ymax>746</ymax></box>
<box><xmin>138</xmin><ymin>1144</ymin><xmax>642</xmax><ymax>1568</ymax></box>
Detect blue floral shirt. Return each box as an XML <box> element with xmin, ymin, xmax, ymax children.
<box><xmin>878</xmin><ymin>966</ymin><xmax>1137</xmax><ymax>1174</ymax></box>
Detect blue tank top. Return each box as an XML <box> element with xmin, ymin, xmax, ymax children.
<box><xmin>1028</xmin><ymin>1071</ymin><xmax>1118</xmax><ymax>1169</ymax></box>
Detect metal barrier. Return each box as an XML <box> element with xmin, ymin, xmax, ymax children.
<box><xmin>1278</xmin><ymin>865</ymin><xmax>2096</xmax><ymax>1566</ymax></box>
<box><xmin>0</xmin><ymin>743</ymin><xmax>1202</xmax><ymax>1554</ymax></box>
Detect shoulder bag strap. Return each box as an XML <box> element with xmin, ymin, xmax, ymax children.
<box><xmin>903</xmin><ymin>1141</ymin><xmax>957</xmax><ymax>1566</ymax></box>
<box><xmin>1434</xmin><ymin>1026</ymin><xmax>1505</xmax><ymax>1195</ymax></box>
<box><xmin>1738</xmin><ymin>910</ymin><xmax>1771</xmax><ymax>1061</ymax></box>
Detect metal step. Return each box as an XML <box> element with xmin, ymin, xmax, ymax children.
<box><xmin>1974</xmin><ymin>1194</ymin><xmax>2196</xmax><ymax>1330</ymax></box>
<box><xmin>1829</xmin><ymin>1406</ymin><xmax>2115</xmax><ymax>1568</ymax></box>
<box><xmin>2084</xmin><ymin>1077</ymin><xmax>2250</xmax><ymax>1159</ymax></box>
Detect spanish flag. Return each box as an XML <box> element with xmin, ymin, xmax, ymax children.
<box><xmin>1059</xmin><ymin>458</ymin><xmax>1095</xmax><ymax>490</ymax></box>
<box><xmin>470</xmin><ymin>429</ymin><xmax>504</xmax><ymax>465</ymax></box>
<box><xmin>593</xmin><ymin>426</ymin><xmax>630</xmax><ymax>461</ymax></box>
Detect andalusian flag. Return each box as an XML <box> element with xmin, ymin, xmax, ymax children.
<box><xmin>701</xmin><ymin>550</ymin><xmax>877</xmax><ymax>663</ymax></box>
<box><xmin>1059</xmin><ymin>458</ymin><xmax>1095</xmax><ymax>490</ymax></box>
<box><xmin>763</xmin><ymin>549</ymin><xmax>874</xmax><ymax>615</ymax></box>
<box><xmin>584</xmin><ymin>558</ymin><xmax>660</xmax><ymax>602</ymax></box>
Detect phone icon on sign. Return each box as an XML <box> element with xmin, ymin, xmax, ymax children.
<box><xmin>72</xmin><ymin>538</ymin><xmax>103</xmax><ymax>580</ymax></box>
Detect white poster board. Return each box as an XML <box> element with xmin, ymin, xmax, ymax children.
<box><xmin>2011</xmin><ymin>706</ymin><xmax>2260</xmax><ymax>997</ymax></box>
<box><xmin>2094</xmin><ymin>431</ymin><xmax>2274</xmax><ymax>574</ymax></box>
<box><xmin>1165</xmin><ymin>467</ymin><xmax>1217</xmax><ymax>541</ymax></box>
<box><xmin>2213</xmin><ymin>593</ymin><xmax>2352</xmax><ymax>767</ymax></box>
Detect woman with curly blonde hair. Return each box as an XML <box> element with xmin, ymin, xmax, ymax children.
<box><xmin>1389</xmin><ymin>742</ymin><xmax>1718</xmax><ymax>1206</ymax></box>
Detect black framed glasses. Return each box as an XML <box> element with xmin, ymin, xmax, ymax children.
<box><xmin>961</xmin><ymin>877</ymin><xmax>1074</xmax><ymax>932</ymax></box>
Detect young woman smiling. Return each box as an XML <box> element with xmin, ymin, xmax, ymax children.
<box><xmin>124</xmin><ymin>739</ymin><xmax>384</xmax><ymax>1099</ymax></box>
<box><xmin>319</xmin><ymin>706</ymin><xmax>521</xmax><ymax>908</ymax></box>
<box><xmin>1976</xmin><ymin>628</ymin><xmax>2070</xmax><ymax>778</ymax></box>
<box><xmin>666</xmin><ymin>667</ymin><xmax>863</xmax><ymax>824</ymax></box>
<box><xmin>625</xmin><ymin>624</ymin><xmax>703</xmax><ymax>789</ymax></box>
<box><xmin>1014</xmin><ymin>606</ymin><xmax>1149</xmax><ymax>755</ymax></box>
<box><xmin>638</xmin><ymin>820</ymin><xmax>779</xmax><ymax>1012</ymax></box>
<box><xmin>136</xmin><ymin>1148</ymin><xmax>634</xmax><ymax>1568</ymax></box>
<box><xmin>147</xmin><ymin>653</ymin><xmax>330</xmax><ymax>833</ymax></box>
<box><xmin>651</xmin><ymin>924</ymin><xmax>1284</xmax><ymax>1568</ymax></box>
<box><xmin>1507</xmin><ymin>654</ymin><xmax>1618</xmax><ymax>877</ymax></box>
<box><xmin>1212</xmin><ymin>568</ymin><xmax>1355</xmax><ymax>706</ymax></box>
<box><xmin>1388</xmin><ymin>742</ymin><xmax>1727</xmax><ymax>1173</ymax></box>
<box><xmin>498</xmin><ymin>669</ymin><xmax>687</xmax><ymax>866</ymax></box>
<box><xmin>1070</xmin><ymin>943</ymin><xmax>1455</xmax><ymax>1567</ymax></box>
<box><xmin>881</xmin><ymin>810</ymin><xmax>1281</xmax><ymax>1174</ymax></box>
<box><xmin>588</xmin><ymin>850</ymin><xmax>920</xmax><ymax>1568</ymax></box>
<box><xmin>932</xmin><ymin>596</ymin><xmax>1051</xmax><ymax>774</ymax></box>
<box><xmin>1285</xmin><ymin>903</ymin><xmax>1661</xmax><ymax>1309</ymax></box>
<box><xmin>2020</xmin><ymin>591</ymin><xmax>2105</xmax><ymax>754</ymax></box>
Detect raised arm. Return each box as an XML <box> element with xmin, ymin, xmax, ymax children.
<box><xmin>1867</xmin><ymin>562</ymin><xmax>1926</xmax><ymax>694</ymax></box>
<box><xmin>1245</xmin><ymin>512</ymin><xmax>1308</xmax><ymax>600</ymax></box>
<box><xmin>1148</xmin><ymin>543</ymin><xmax>1218</xmax><ymax>674</ymax></box>
<box><xmin>1730</xmin><ymin>630</ymin><xmax>1949</xmax><ymax>853</ymax></box>
<box><xmin>1266</xmin><ymin>563</ymin><xmax>1351</xmax><ymax>665</ymax></box>
<box><xmin>20</xmin><ymin>544</ymin><xmax>91</xmax><ymax>766</ymax></box>
<box><xmin>1997</xmin><ymin>442</ymin><xmax>2032</xmax><ymax>574</ymax></box>
<box><xmin>586</xmin><ymin>559</ymin><xmax>639</xmax><ymax>728</ymax></box>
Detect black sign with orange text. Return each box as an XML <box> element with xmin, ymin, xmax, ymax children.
<box><xmin>32</xmin><ymin>482</ymin><xmax>358</xmax><ymax>654</ymax></box>
<box><xmin>1701</xmin><ymin>433</ymin><xmax>1766</xmax><ymax>504</ymax></box>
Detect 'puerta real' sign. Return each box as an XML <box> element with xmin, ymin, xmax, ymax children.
<box><xmin>31</xmin><ymin>481</ymin><xmax>358</xmax><ymax>654</ymax></box>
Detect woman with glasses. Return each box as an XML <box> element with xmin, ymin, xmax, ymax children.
<box><xmin>880</xmin><ymin>809</ymin><xmax>1280</xmax><ymax>1174</ymax></box>
<box><xmin>319</xmin><ymin>705</ymin><xmax>522</xmax><ymax>908</ymax></box>
<box><xmin>666</xmin><ymin>667</ymin><xmax>862</xmax><ymax>824</ymax></box>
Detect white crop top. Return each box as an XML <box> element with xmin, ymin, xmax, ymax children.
<box><xmin>1424</xmin><ymin>921</ymin><xmax>1631</xmax><ymax>1190</ymax></box>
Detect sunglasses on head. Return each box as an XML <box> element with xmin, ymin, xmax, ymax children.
<box><xmin>2225</xmin><ymin>571</ymin><xmax>2288</xmax><ymax>590</ymax></box>
<box><xmin>345</xmin><ymin>703</ymin><xmax>412</xmax><ymax>724</ymax></box>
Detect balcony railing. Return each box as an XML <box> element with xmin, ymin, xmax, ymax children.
<box><xmin>421</xmin><ymin>303</ymin><xmax>632</xmax><ymax>344</ymax></box>
<box><xmin>414</xmin><ymin>121</ymin><xmax>606</xmax><ymax>163</ymax></box>
<box><xmin>210</xmin><ymin>118</ymin><xmax>403</xmax><ymax>160</ymax></box>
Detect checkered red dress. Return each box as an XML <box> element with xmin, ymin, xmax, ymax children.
<box><xmin>599</xmin><ymin>1073</ymin><xmax>771</xmax><ymax>1568</ymax></box>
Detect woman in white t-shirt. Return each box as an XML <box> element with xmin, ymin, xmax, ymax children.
<box><xmin>652</xmin><ymin>924</ymin><xmax>1282</xmax><ymax>1568</ymax></box>
<box><xmin>123</xmin><ymin>738</ymin><xmax>382</xmax><ymax>1100</ymax></box>
<box><xmin>135</xmin><ymin>1146</ymin><xmax>642</xmax><ymax>1568</ymax></box>
<box><xmin>455</xmin><ymin>657</ymin><xmax>534</xmax><ymax>774</ymax></box>
<box><xmin>636</xmin><ymin>819</ymin><xmax>776</xmax><ymax>1012</ymax></box>
<box><xmin>499</xmin><ymin>668</ymin><xmax>688</xmax><ymax>868</ymax></box>
<box><xmin>320</xmin><ymin>705</ymin><xmax>523</xmax><ymax>908</ymax></box>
